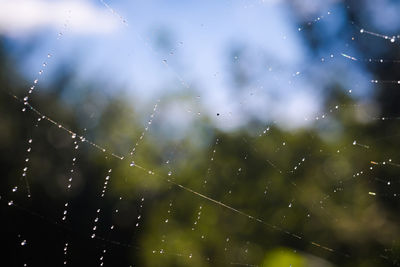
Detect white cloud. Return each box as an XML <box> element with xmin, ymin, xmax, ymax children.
<box><xmin>0</xmin><ymin>0</ymin><xmax>119</xmax><ymax>36</ymax></box>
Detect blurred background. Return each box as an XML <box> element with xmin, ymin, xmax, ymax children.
<box><xmin>1</xmin><ymin>0</ymin><xmax>400</xmax><ymax>266</ymax></box>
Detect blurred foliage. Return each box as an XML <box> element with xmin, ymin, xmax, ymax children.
<box><xmin>1</xmin><ymin>2</ymin><xmax>400</xmax><ymax>267</ymax></box>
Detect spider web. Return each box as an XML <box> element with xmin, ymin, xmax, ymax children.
<box><xmin>1</xmin><ymin>0</ymin><xmax>400</xmax><ymax>266</ymax></box>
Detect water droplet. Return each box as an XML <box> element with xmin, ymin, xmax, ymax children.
<box><xmin>130</xmin><ymin>161</ymin><xmax>135</xmax><ymax>167</ymax></box>
<box><xmin>21</xmin><ymin>240</ymin><xmax>27</xmax><ymax>246</ymax></box>
<box><xmin>353</xmin><ymin>140</ymin><xmax>357</xmax><ymax>145</ymax></box>
<box><xmin>168</xmin><ymin>171</ymin><xmax>172</xmax><ymax>176</ymax></box>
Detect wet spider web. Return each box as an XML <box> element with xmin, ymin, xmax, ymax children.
<box><xmin>1</xmin><ymin>1</ymin><xmax>400</xmax><ymax>266</ymax></box>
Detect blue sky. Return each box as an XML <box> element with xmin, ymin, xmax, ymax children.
<box><xmin>2</xmin><ymin>0</ymin><xmax>379</xmax><ymax>131</ymax></box>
